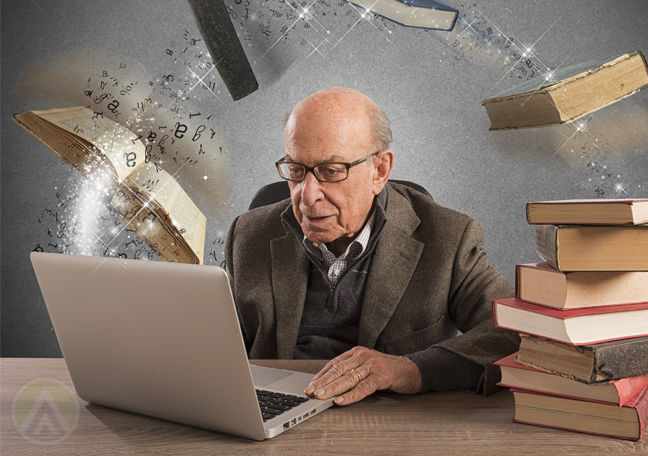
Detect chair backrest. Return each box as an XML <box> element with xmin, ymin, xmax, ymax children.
<box><xmin>248</xmin><ymin>180</ymin><xmax>431</xmax><ymax>210</ymax></box>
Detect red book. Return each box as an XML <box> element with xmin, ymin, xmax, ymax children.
<box><xmin>511</xmin><ymin>386</ymin><xmax>648</xmax><ymax>441</ymax></box>
<box><xmin>492</xmin><ymin>297</ymin><xmax>648</xmax><ymax>345</ymax></box>
<box><xmin>495</xmin><ymin>352</ymin><xmax>648</xmax><ymax>406</ymax></box>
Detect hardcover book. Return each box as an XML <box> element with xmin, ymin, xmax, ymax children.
<box><xmin>496</xmin><ymin>352</ymin><xmax>648</xmax><ymax>406</ymax></box>
<box><xmin>515</xmin><ymin>263</ymin><xmax>648</xmax><ymax>309</ymax></box>
<box><xmin>535</xmin><ymin>224</ymin><xmax>648</xmax><ymax>272</ymax></box>
<box><xmin>517</xmin><ymin>333</ymin><xmax>648</xmax><ymax>383</ymax></box>
<box><xmin>480</xmin><ymin>51</ymin><xmax>648</xmax><ymax>130</ymax></box>
<box><xmin>511</xmin><ymin>386</ymin><xmax>648</xmax><ymax>441</ymax></box>
<box><xmin>491</xmin><ymin>297</ymin><xmax>648</xmax><ymax>345</ymax></box>
<box><xmin>346</xmin><ymin>0</ymin><xmax>458</xmax><ymax>31</ymax></box>
<box><xmin>526</xmin><ymin>199</ymin><xmax>648</xmax><ymax>226</ymax></box>
<box><xmin>13</xmin><ymin>107</ymin><xmax>206</xmax><ymax>264</ymax></box>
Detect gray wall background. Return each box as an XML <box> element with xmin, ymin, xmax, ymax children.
<box><xmin>2</xmin><ymin>0</ymin><xmax>647</xmax><ymax>357</ymax></box>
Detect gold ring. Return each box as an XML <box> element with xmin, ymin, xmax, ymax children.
<box><xmin>352</xmin><ymin>368</ymin><xmax>362</xmax><ymax>382</ymax></box>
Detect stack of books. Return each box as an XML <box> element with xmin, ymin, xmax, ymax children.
<box><xmin>492</xmin><ymin>198</ymin><xmax>648</xmax><ymax>441</ymax></box>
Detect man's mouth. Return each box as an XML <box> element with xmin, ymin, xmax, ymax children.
<box><xmin>304</xmin><ymin>215</ymin><xmax>331</xmax><ymax>223</ymax></box>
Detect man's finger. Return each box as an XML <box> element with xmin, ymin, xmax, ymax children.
<box><xmin>305</xmin><ymin>352</ymin><xmax>364</xmax><ymax>395</ymax></box>
<box><xmin>309</xmin><ymin>350</ymin><xmax>354</xmax><ymax>383</ymax></box>
<box><xmin>311</xmin><ymin>368</ymin><xmax>363</xmax><ymax>400</ymax></box>
<box><xmin>333</xmin><ymin>373</ymin><xmax>378</xmax><ymax>406</ymax></box>
<box><xmin>306</xmin><ymin>363</ymin><xmax>358</xmax><ymax>397</ymax></box>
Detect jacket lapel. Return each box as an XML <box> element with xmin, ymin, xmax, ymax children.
<box><xmin>358</xmin><ymin>186</ymin><xmax>424</xmax><ymax>349</ymax></box>
<box><xmin>271</xmin><ymin>224</ymin><xmax>310</xmax><ymax>359</ymax></box>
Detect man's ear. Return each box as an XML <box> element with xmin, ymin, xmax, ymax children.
<box><xmin>372</xmin><ymin>149</ymin><xmax>394</xmax><ymax>195</ymax></box>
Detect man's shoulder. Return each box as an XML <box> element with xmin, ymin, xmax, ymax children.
<box><xmin>387</xmin><ymin>182</ymin><xmax>475</xmax><ymax>227</ymax></box>
<box><xmin>231</xmin><ymin>198</ymin><xmax>290</xmax><ymax>240</ymax></box>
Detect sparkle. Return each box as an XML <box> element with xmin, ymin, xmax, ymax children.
<box><xmin>169</xmin><ymin>58</ymin><xmax>223</xmax><ymax>105</ymax></box>
<box><xmin>483</xmin><ymin>13</ymin><xmax>561</xmax><ymax>95</ymax></box>
<box><xmin>551</xmin><ymin>115</ymin><xmax>600</xmax><ymax>158</ymax></box>
<box><xmin>457</xmin><ymin>16</ymin><xmax>479</xmax><ymax>38</ymax></box>
<box><xmin>259</xmin><ymin>0</ymin><xmax>396</xmax><ymax>64</ymax></box>
<box><xmin>615</xmin><ymin>181</ymin><xmax>630</xmax><ymax>196</ymax></box>
<box><xmin>199</xmin><ymin>167</ymin><xmax>214</xmax><ymax>187</ymax></box>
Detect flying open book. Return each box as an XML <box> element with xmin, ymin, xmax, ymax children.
<box><xmin>13</xmin><ymin>107</ymin><xmax>206</xmax><ymax>264</ymax></box>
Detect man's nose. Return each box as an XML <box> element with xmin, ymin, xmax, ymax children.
<box><xmin>300</xmin><ymin>170</ymin><xmax>324</xmax><ymax>206</ymax></box>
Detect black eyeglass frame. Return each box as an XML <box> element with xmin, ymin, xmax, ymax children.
<box><xmin>275</xmin><ymin>150</ymin><xmax>381</xmax><ymax>183</ymax></box>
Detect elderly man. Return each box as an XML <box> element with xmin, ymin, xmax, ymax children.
<box><xmin>225</xmin><ymin>87</ymin><xmax>518</xmax><ymax>406</ymax></box>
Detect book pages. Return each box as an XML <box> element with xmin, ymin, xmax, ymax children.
<box><xmin>32</xmin><ymin>107</ymin><xmax>145</xmax><ymax>182</ymax></box>
<box><xmin>123</xmin><ymin>163</ymin><xmax>206</xmax><ymax>262</ymax></box>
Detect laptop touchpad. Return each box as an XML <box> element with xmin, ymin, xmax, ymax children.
<box><xmin>250</xmin><ymin>365</ymin><xmax>294</xmax><ymax>387</ymax></box>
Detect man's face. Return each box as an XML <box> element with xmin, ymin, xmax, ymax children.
<box><xmin>284</xmin><ymin>107</ymin><xmax>380</xmax><ymax>253</ymax></box>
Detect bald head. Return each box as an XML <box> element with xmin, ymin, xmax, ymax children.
<box><xmin>284</xmin><ymin>87</ymin><xmax>392</xmax><ymax>152</ymax></box>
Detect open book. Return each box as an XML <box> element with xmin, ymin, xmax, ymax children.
<box><xmin>13</xmin><ymin>107</ymin><xmax>206</xmax><ymax>264</ymax></box>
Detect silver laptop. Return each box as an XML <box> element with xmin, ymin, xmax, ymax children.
<box><xmin>30</xmin><ymin>252</ymin><xmax>334</xmax><ymax>440</ymax></box>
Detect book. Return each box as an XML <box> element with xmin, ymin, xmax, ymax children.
<box><xmin>186</xmin><ymin>0</ymin><xmax>258</xmax><ymax>101</ymax></box>
<box><xmin>13</xmin><ymin>107</ymin><xmax>206</xmax><ymax>264</ymax></box>
<box><xmin>480</xmin><ymin>51</ymin><xmax>648</xmax><ymax>130</ymax></box>
<box><xmin>495</xmin><ymin>352</ymin><xmax>648</xmax><ymax>406</ymax></box>
<box><xmin>535</xmin><ymin>224</ymin><xmax>648</xmax><ymax>272</ymax></box>
<box><xmin>491</xmin><ymin>297</ymin><xmax>648</xmax><ymax>345</ymax></box>
<box><xmin>346</xmin><ymin>0</ymin><xmax>458</xmax><ymax>31</ymax></box>
<box><xmin>515</xmin><ymin>263</ymin><xmax>648</xmax><ymax>309</ymax></box>
<box><xmin>511</xmin><ymin>386</ymin><xmax>648</xmax><ymax>441</ymax></box>
<box><xmin>517</xmin><ymin>333</ymin><xmax>648</xmax><ymax>383</ymax></box>
<box><xmin>526</xmin><ymin>199</ymin><xmax>648</xmax><ymax>226</ymax></box>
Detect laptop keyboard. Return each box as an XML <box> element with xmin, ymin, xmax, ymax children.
<box><xmin>256</xmin><ymin>389</ymin><xmax>311</xmax><ymax>422</ymax></box>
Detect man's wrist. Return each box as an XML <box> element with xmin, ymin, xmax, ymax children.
<box><xmin>400</xmin><ymin>355</ymin><xmax>423</xmax><ymax>394</ymax></box>
<box><xmin>406</xmin><ymin>347</ymin><xmax>483</xmax><ymax>394</ymax></box>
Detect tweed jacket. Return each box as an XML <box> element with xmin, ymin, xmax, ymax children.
<box><xmin>225</xmin><ymin>183</ymin><xmax>519</xmax><ymax>394</ymax></box>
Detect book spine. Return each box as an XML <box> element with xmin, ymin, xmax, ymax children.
<box><xmin>514</xmin><ymin>264</ymin><xmax>522</xmax><ymax>299</ymax></box>
<box><xmin>624</xmin><ymin>386</ymin><xmax>648</xmax><ymax>441</ymax></box>
<box><xmin>594</xmin><ymin>339</ymin><xmax>648</xmax><ymax>380</ymax></box>
<box><xmin>534</xmin><ymin>225</ymin><xmax>558</xmax><ymax>270</ymax></box>
<box><xmin>614</xmin><ymin>375</ymin><xmax>648</xmax><ymax>407</ymax></box>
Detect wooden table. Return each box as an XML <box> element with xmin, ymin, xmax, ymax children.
<box><xmin>1</xmin><ymin>358</ymin><xmax>646</xmax><ymax>455</ymax></box>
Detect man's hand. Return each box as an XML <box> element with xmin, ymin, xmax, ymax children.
<box><xmin>304</xmin><ymin>346</ymin><xmax>422</xmax><ymax>406</ymax></box>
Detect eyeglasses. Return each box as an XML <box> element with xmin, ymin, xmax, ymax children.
<box><xmin>275</xmin><ymin>151</ymin><xmax>381</xmax><ymax>183</ymax></box>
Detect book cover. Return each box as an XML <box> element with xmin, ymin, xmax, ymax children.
<box><xmin>511</xmin><ymin>386</ymin><xmax>648</xmax><ymax>441</ymax></box>
<box><xmin>526</xmin><ymin>199</ymin><xmax>648</xmax><ymax>226</ymax></box>
<box><xmin>346</xmin><ymin>0</ymin><xmax>458</xmax><ymax>31</ymax></box>
<box><xmin>496</xmin><ymin>352</ymin><xmax>648</xmax><ymax>406</ymax></box>
<box><xmin>517</xmin><ymin>333</ymin><xmax>648</xmax><ymax>383</ymax></box>
<box><xmin>491</xmin><ymin>297</ymin><xmax>648</xmax><ymax>345</ymax></box>
<box><xmin>515</xmin><ymin>263</ymin><xmax>648</xmax><ymax>309</ymax></box>
<box><xmin>535</xmin><ymin>224</ymin><xmax>648</xmax><ymax>272</ymax></box>
<box><xmin>480</xmin><ymin>50</ymin><xmax>648</xmax><ymax>130</ymax></box>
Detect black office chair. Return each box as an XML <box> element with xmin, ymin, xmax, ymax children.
<box><xmin>248</xmin><ymin>180</ymin><xmax>431</xmax><ymax>210</ymax></box>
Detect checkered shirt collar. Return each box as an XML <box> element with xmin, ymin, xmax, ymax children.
<box><xmin>303</xmin><ymin>208</ymin><xmax>376</xmax><ymax>263</ymax></box>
